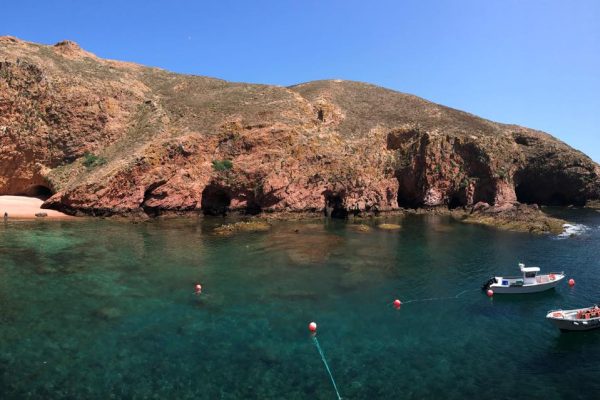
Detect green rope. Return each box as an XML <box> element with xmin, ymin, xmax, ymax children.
<box><xmin>401</xmin><ymin>288</ymin><xmax>479</xmax><ymax>304</ymax></box>
<box><xmin>312</xmin><ymin>336</ymin><xmax>342</xmax><ymax>400</ymax></box>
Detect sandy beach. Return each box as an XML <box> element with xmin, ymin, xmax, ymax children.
<box><xmin>0</xmin><ymin>196</ymin><xmax>73</xmax><ymax>219</ymax></box>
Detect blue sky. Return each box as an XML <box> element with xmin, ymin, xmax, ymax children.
<box><xmin>3</xmin><ymin>0</ymin><xmax>599</xmax><ymax>161</ymax></box>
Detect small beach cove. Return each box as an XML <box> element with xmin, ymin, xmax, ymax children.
<box><xmin>0</xmin><ymin>195</ymin><xmax>74</xmax><ymax>220</ymax></box>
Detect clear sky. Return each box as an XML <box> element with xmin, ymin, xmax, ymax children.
<box><xmin>2</xmin><ymin>0</ymin><xmax>599</xmax><ymax>161</ymax></box>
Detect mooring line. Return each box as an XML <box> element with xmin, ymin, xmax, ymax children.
<box><xmin>312</xmin><ymin>336</ymin><xmax>342</xmax><ymax>400</ymax></box>
<box><xmin>400</xmin><ymin>288</ymin><xmax>480</xmax><ymax>305</ymax></box>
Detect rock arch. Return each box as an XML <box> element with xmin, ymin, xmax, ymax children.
<box><xmin>22</xmin><ymin>185</ymin><xmax>54</xmax><ymax>200</ymax></box>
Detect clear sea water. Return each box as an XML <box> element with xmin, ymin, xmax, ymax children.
<box><xmin>1</xmin><ymin>210</ymin><xmax>600</xmax><ymax>399</ymax></box>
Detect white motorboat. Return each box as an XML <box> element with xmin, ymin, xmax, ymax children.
<box><xmin>546</xmin><ymin>306</ymin><xmax>600</xmax><ymax>331</ymax></box>
<box><xmin>482</xmin><ymin>263</ymin><xmax>565</xmax><ymax>294</ymax></box>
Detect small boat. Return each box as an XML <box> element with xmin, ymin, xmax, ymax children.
<box><xmin>546</xmin><ymin>306</ymin><xmax>600</xmax><ymax>331</ymax></box>
<box><xmin>482</xmin><ymin>263</ymin><xmax>565</xmax><ymax>294</ymax></box>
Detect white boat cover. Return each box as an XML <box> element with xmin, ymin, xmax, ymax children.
<box><xmin>520</xmin><ymin>265</ymin><xmax>540</xmax><ymax>273</ymax></box>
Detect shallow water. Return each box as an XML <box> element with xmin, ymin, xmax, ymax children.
<box><xmin>1</xmin><ymin>211</ymin><xmax>600</xmax><ymax>399</ymax></box>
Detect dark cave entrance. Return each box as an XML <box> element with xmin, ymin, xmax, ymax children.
<box><xmin>516</xmin><ymin>184</ymin><xmax>571</xmax><ymax>206</ymax></box>
<box><xmin>447</xmin><ymin>194</ymin><xmax>464</xmax><ymax>210</ymax></box>
<box><xmin>515</xmin><ymin>182</ymin><xmax>533</xmax><ymax>205</ymax></box>
<box><xmin>141</xmin><ymin>181</ymin><xmax>167</xmax><ymax>217</ymax></box>
<box><xmin>514</xmin><ymin>176</ymin><xmax>583</xmax><ymax>207</ymax></box>
<box><xmin>317</xmin><ymin>108</ymin><xmax>325</xmax><ymax>122</ymax></box>
<box><xmin>23</xmin><ymin>185</ymin><xmax>54</xmax><ymax>200</ymax></box>
<box><xmin>548</xmin><ymin>192</ymin><xmax>569</xmax><ymax>206</ymax></box>
<box><xmin>397</xmin><ymin>192</ymin><xmax>417</xmax><ymax>209</ymax></box>
<box><xmin>245</xmin><ymin>200</ymin><xmax>262</xmax><ymax>216</ymax></box>
<box><xmin>201</xmin><ymin>185</ymin><xmax>231</xmax><ymax>216</ymax></box>
<box><xmin>324</xmin><ymin>192</ymin><xmax>348</xmax><ymax>219</ymax></box>
<box><xmin>472</xmin><ymin>180</ymin><xmax>496</xmax><ymax>206</ymax></box>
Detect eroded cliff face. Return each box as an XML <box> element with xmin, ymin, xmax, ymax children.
<box><xmin>0</xmin><ymin>37</ymin><xmax>146</xmax><ymax>199</ymax></box>
<box><xmin>1</xmin><ymin>37</ymin><xmax>598</xmax><ymax>217</ymax></box>
<box><xmin>390</xmin><ymin>128</ymin><xmax>518</xmax><ymax>208</ymax></box>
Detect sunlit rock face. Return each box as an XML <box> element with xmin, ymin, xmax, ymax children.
<box><xmin>1</xmin><ymin>36</ymin><xmax>598</xmax><ymax>217</ymax></box>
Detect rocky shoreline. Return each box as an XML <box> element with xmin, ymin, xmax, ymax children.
<box><xmin>455</xmin><ymin>203</ymin><xmax>567</xmax><ymax>235</ymax></box>
<box><xmin>113</xmin><ymin>202</ymin><xmax>568</xmax><ymax>235</ymax></box>
<box><xmin>0</xmin><ymin>192</ymin><xmax>569</xmax><ymax>235</ymax></box>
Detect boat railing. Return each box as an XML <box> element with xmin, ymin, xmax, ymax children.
<box><xmin>505</xmin><ymin>272</ymin><xmax>564</xmax><ymax>278</ymax></box>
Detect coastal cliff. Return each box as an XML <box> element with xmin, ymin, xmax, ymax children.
<box><xmin>1</xmin><ymin>37</ymin><xmax>599</xmax><ymax>229</ymax></box>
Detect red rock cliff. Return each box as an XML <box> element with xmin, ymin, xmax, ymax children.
<box><xmin>1</xmin><ymin>37</ymin><xmax>598</xmax><ymax>217</ymax></box>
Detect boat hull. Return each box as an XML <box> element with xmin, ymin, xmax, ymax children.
<box><xmin>490</xmin><ymin>276</ymin><xmax>564</xmax><ymax>294</ymax></box>
<box><xmin>547</xmin><ymin>309</ymin><xmax>600</xmax><ymax>332</ymax></box>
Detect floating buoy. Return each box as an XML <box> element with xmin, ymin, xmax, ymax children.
<box><xmin>393</xmin><ymin>299</ymin><xmax>402</xmax><ymax>309</ymax></box>
<box><xmin>309</xmin><ymin>321</ymin><xmax>317</xmax><ymax>333</ymax></box>
<box><xmin>486</xmin><ymin>289</ymin><xmax>494</xmax><ymax>297</ymax></box>
<box><xmin>194</xmin><ymin>284</ymin><xmax>202</xmax><ymax>294</ymax></box>
<box><xmin>568</xmin><ymin>278</ymin><xmax>575</xmax><ymax>287</ymax></box>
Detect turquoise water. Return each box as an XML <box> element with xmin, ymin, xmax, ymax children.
<box><xmin>1</xmin><ymin>211</ymin><xmax>600</xmax><ymax>399</ymax></box>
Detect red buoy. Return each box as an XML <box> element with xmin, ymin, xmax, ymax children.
<box><xmin>393</xmin><ymin>299</ymin><xmax>402</xmax><ymax>309</ymax></box>
<box><xmin>308</xmin><ymin>322</ymin><xmax>317</xmax><ymax>333</ymax></box>
<box><xmin>568</xmin><ymin>278</ymin><xmax>575</xmax><ymax>287</ymax></box>
<box><xmin>194</xmin><ymin>284</ymin><xmax>202</xmax><ymax>294</ymax></box>
<box><xmin>487</xmin><ymin>289</ymin><xmax>494</xmax><ymax>297</ymax></box>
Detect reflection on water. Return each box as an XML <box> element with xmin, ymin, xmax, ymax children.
<box><xmin>1</xmin><ymin>211</ymin><xmax>600</xmax><ymax>399</ymax></box>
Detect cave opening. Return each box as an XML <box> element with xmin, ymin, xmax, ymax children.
<box><xmin>447</xmin><ymin>194</ymin><xmax>464</xmax><ymax>210</ymax></box>
<box><xmin>514</xmin><ymin>171</ymin><xmax>585</xmax><ymax>207</ymax></box>
<box><xmin>397</xmin><ymin>190</ymin><xmax>421</xmax><ymax>209</ymax></box>
<box><xmin>141</xmin><ymin>181</ymin><xmax>167</xmax><ymax>217</ymax></box>
<box><xmin>201</xmin><ymin>185</ymin><xmax>231</xmax><ymax>216</ymax></box>
<box><xmin>516</xmin><ymin>185</ymin><xmax>572</xmax><ymax>206</ymax></box>
<box><xmin>548</xmin><ymin>192</ymin><xmax>569</xmax><ymax>206</ymax></box>
<box><xmin>324</xmin><ymin>192</ymin><xmax>348</xmax><ymax>219</ymax></box>
<box><xmin>23</xmin><ymin>185</ymin><xmax>54</xmax><ymax>200</ymax></box>
<box><xmin>317</xmin><ymin>108</ymin><xmax>324</xmax><ymax>122</ymax></box>
<box><xmin>245</xmin><ymin>201</ymin><xmax>262</xmax><ymax>215</ymax></box>
<box><xmin>515</xmin><ymin>183</ymin><xmax>535</xmax><ymax>205</ymax></box>
<box><xmin>472</xmin><ymin>180</ymin><xmax>496</xmax><ymax>206</ymax></box>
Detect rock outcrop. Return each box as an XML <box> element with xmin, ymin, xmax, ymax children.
<box><xmin>459</xmin><ymin>202</ymin><xmax>567</xmax><ymax>235</ymax></box>
<box><xmin>1</xmin><ymin>37</ymin><xmax>599</xmax><ymax>219</ymax></box>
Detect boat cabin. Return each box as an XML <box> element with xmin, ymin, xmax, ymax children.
<box><xmin>519</xmin><ymin>263</ymin><xmax>540</xmax><ymax>285</ymax></box>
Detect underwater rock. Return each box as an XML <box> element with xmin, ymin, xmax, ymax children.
<box><xmin>93</xmin><ymin>307</ymin><xmax>122</xmax><ymax>320</ymax></box>
<box><xmin>349</xmin><ymin>224</ymin><xmax>372</xmax><ymax>233</ymax></box>
<box><xmin>377</xmin><ymin>223</ymin><xmax>402</xmax><ymax>230</ymax></box>
<box><xmin>266</xmin><ymin>231</ymin><xmax>344</xmax><ymax>264</ymax></box>
<box><xmin>213</xmin><ymin>221</ymin><xmax>271</xmax><ymax>236</ymax></box>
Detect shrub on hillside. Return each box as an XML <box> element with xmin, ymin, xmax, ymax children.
<box><xmin>82</xmin><ymin>152</ymin><xmax>107</xmax><ymax>168</ymax></box>
<box><xmin>212</xmin><ymin>159</ymin><xmax>233</xmax><ymax>171</ymax></box>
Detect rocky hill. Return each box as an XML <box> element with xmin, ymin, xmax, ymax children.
<box><xmin>1</xmin><ymin>36</ymin><xmax>599</xmax><ymax>219</ymax></box>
